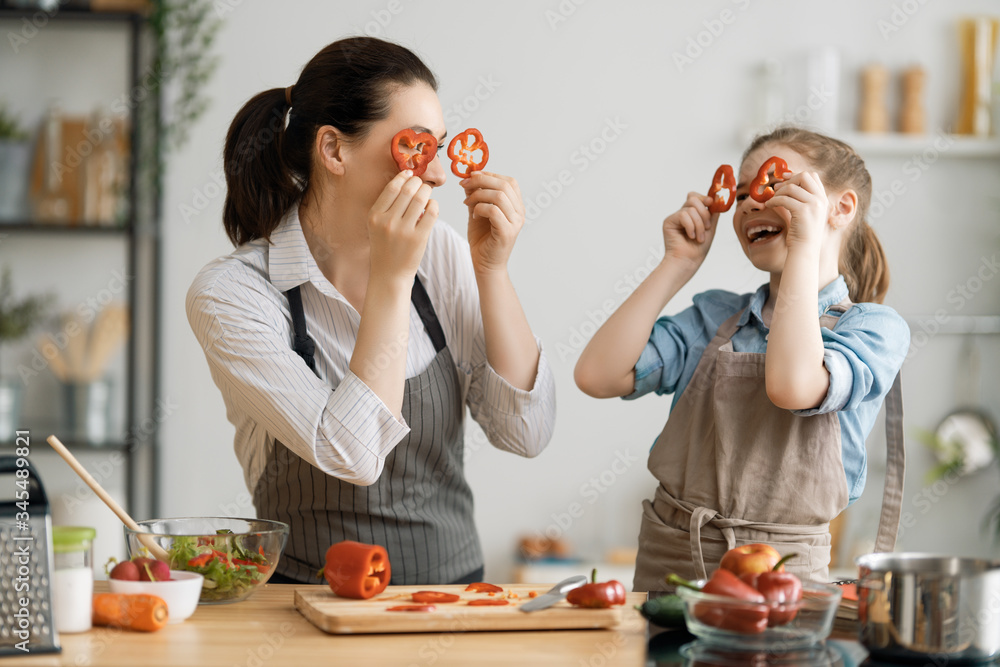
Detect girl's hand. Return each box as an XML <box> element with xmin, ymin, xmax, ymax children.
<box><xmin>766</xmin><ymin>171</ymin><xmax>828</xmax><ymax>250</ymax></box>
<box><xmin>460</xmin><ymin>171</ymin><xmax>525</xmax><ymax>276</ymax></box>
<box><xmin>367</xmin><ymin>169</ymin><xmax>439</xmax><ymax>284</ymax></box>
<box><xmin>662</xmin><ymin>192</ymin><xmax>718</xmax><ymax>269</ymax></box>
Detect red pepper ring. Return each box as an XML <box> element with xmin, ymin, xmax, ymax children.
<box><xmin>323</xmin><ymin>540</ymin><xmax>391</xmax><ymax>600</ymax></box>
<box><xmin>749</xmin><ymin>156</ymin><xmax>793</xmax><ymax>203</ymax></box>
<box><xmin>387</xmin><ymin>604</ymin><xmax>437</xmax><ymax>612</ymax></box>
<box><xmin>411</xmin><ymin>591</ymin><xmax>461</xmax><ymax>604</ymax></box>
<box><xmin>464</xmin><ymin>582</ymin><xmax>503</xmax><ymax>593</ymax></box>
<box><xmin>391</xmin><ymin>128</ymin><xmax>438</xmax><ymax>178</ymax></box>
<box><xmin>707</xmin><ymin>164</ymin><xmax>736</xmax><ymax>213</ymax></box>
<box><xmin>447</xmin><ymin>128</ymin><xmax>489</xmax><ymax>177</ymax></box>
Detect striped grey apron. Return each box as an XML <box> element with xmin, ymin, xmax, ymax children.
<box><xmin>254</xmin><ymin>276</ymin><xmax>483</xmax><ymax>585</ymax></box>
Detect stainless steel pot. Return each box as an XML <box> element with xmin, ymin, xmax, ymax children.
<box><xmin>856</xmin><ymin>553</ymin><xmax>1000</xmax><ymax>664</ymax></box>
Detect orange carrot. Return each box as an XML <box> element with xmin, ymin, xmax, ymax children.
<box><xmin>92</xmin><ymin>593</ymin><xmax>168</xmax><ymax>632</ymax></box>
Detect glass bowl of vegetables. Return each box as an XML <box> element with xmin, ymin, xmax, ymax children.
<box><xmin>675</xmin><ymin>578</ymin><xmax>842</xmax><ymax>651</ymax></box>
<box><xmin>124</xmin><ymin>517</ymin><xmax>289</xmax><ymax>604</ymax></box>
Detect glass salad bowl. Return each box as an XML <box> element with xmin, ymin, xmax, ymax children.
<box><xmin>124</xmin><ymin>517</ymin><xmax>289</xmax><ymax>604</ymax></box>
<box><xmin>675</xmin><ymin>579</ymin><xmax>842</xmax><ymax>651</ymax></box>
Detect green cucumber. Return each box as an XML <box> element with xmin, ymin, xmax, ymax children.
<box><xmin>636</xmin><ymin>594</ymin><xmax>685</xmax><ymax>627</ymax></box>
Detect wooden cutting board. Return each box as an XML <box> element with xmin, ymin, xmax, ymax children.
<box><xmin>295</xmin><ymin>583</ymin><xmax>635</xmax><ymax>635</ymax></box>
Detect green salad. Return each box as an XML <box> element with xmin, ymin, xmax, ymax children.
<box><xmin>167</xmin><ymin>529</ymin><xmax>273</xmax><ymax>602</ymax></box>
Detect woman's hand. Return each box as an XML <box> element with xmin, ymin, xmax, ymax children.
<box><xmin>460</xmin><ymin>171</ymin><xmax>525</xmax><ymax>276</ymax></box>
<box><xmin>767</xmin><ymin>171</ymin><xmax>828</xmax><ymax>251</ymax></box>
<box><xmin>662</xmin><ymin>192</ymin><xmax>718</xmax><ymax>270</ymax></box>
<box><xmin>368</xmin><ymin>169</ymin><xmax>439</xmax><ymax>285</ymax></box>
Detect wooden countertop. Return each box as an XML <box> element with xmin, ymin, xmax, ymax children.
<box><xmin>5</xmin><ymin>583</ymin><xmax>650</xmax><ymax>667</ymax></box>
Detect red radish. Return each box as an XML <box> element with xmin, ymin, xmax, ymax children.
<box><xmin>133</xmin><ymin>557</ymin><xmax>171</xmax><ymax>581</ymax></box>
<box><xmin>109</xmin><ymin>560</ymin><xmax>140</xmax><ymax>581</ymax></box>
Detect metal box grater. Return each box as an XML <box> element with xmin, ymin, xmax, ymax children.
<box><xmin>1</xmin><ymin>454</ymin><xmax>60</xmax><ymax>656</ymax></box>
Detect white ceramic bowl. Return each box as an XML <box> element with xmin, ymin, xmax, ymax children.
<box><xmin>107</xmin><ymin>570</ymin><xmax>204</xmax><ymax>624</ymax></box>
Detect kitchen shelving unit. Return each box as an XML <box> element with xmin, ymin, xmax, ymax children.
<box><xmin>0</xmin><ymin>5</ymin><xmax>161</xmax><ymax>521</ymax></box>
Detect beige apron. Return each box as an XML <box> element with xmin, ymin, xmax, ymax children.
<box><xmin>633</xmin><ymin>299</ymin><xmax>905</xmax><ymax>590</ymax></box>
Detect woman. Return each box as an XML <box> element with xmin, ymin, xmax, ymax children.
<box><xmin>187</xmin><ymin>37</ymin><xmax>555</xmax><ymax>585</ymax></box>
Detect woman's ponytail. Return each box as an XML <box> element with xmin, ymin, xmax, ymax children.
<box><xmin>219</xmin><ymin>37</ymin><xmax>438</xmax><ymax>247</ymax></box>
<box><xmin>222</xmin><ymin>88</ymin><xmax>297</xmax><ymax>246</ymax></box>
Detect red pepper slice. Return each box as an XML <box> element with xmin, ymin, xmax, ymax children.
<box><xmin>187</xmin><ymin>552</ymin><xmax>213</xmax><ymax>568</ymax></box>
<box><xmin>324</xmin><ymin>540</ymin><xmax>391</xmax><ymax>600</ymax></box>
<box><xmin>447</xmin><ymin>128</ymin><xmax>489</xmax><ymax>177</ymax></box>
<box><xmin>411</xmin><ymin>591</ymin><xmax>461</xmax><ymax>604</ymax></box>
<box><xmin>391</xmin><ymin>128</ymin><xmax>437</xmax><ymax>178</ymax></box>
<box><xmin>566</xmin><ymin>569</ymin><xmax>627</xmax><ymax>609</ymax></box>
<box><xmin>467</xmin><ymin>599</ymin><xmax>509</xmax><ymax>606</ymax></box>
<box><xmin>749</xmin><ymin>156</ymin><xmax>793</xmax><ymax>203</ymax></box>
<box><xmin>464</xmin><ymin>582</ymin><xmax>503</xmax><ymax>593</ymax></box>
<box><xmin>707</xmin><ymin>164</ymin><xmax>736</xmax><ymax>213</ymax></box>
<box><xmin>387</xmin><ymin>604</ymin><xmax>436</xmax><ymax>612</ymax></box>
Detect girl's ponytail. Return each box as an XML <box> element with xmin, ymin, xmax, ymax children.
<box><xmin>841</xmin><ymin>219</ymin><xmax>890</xmax><ymax>304</ymax></box>
<box><xmin>222</xmin><ymin>88</ymin><xmax>297</xmax><ymax>246</ymax></box>
<box><xmin>219</xmin><ymin>37</ymin><xmax>438</xmax><ymax>247</ymax></box>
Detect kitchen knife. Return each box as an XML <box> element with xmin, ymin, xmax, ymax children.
<box><xmin>518</xmin><ymin>575</ymin><xmax>588</xmax><ymax>612</ymax></box>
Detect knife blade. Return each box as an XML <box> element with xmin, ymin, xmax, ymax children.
<box><xmin>519</xmin><ymin>575</ymin><xmax>588</xmax><ymax>612</ymax></box>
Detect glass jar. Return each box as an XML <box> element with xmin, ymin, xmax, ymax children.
<box><xmin>51</xmin><ymin>526</ymin><xmax>96</xmax><ymax>634</ymax></box>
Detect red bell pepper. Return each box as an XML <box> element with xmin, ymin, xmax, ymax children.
<box><xmin>708</xmin><ymin>164</ymin><xmax>736</xmax><ymax>213</ymax></box>
<box><xmin>749</xmin><ymin>156</ymin><xmax>793</xmax><ymax>203</ymax></box>
<box><xmin>411</xmin><ymin>591</ymin><xmax>460</xmax><ymax>604</ymax></box>
<box><xmin>739</xmin><ymin>554</ymin><xmax>803</xmax><ymax>627</ymax></box>
<box><xmin>465</xmin><ymin>582</ymin><xmax>503</xmax><ymax>593</ymax></box>
<box><xmin>467</xmin><ymin>599</ymin><xmax>509</xmax><ymax>606</ymax></box>
<box><xmin>668</xmin><ymin>570</ymin><xmax>769</xmax><ymax>635</ymax></box>
<box><xmin>447</xmin><ymin>128</ymin><xmax>489</xmax><ymax>177</ymax></box>
<box><xmin>566</xmin><ymin>569</ymin><xmax>627</xmax><ymax>609</ymax></box>
<box><xmin>391</xmin><ymin>128</ymin><xmax>437</xmax><ymax>178</ymax></box>
<box><xmin>324</xmin><ymin>540</ymin><xmax>391</xmax><ymax>600</ymax></box>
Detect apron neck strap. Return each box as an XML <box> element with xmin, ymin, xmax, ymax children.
<box><xmin>874</xmin><ymin>371</ymin><xmax>905</xmax><ymax>553</ymax></box>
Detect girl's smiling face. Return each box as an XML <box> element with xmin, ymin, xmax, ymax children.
<box><xmin>732</xmin><ymin>143</ymin><xmax>814</xmax><ymax>273</ymax></box>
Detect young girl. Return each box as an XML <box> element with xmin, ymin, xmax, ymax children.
<box><xmin>575</xmin><ymin>127</ymin><xmax>909</xmax><ymax>588</ymax></box>
<box><xmin>187</xmin><ymin>37</ymin><xmax>555</xmax><ymax>585</ymax></box>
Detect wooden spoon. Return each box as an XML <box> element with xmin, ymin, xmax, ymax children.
<box><xmin>47</xmin><ymin>435</ymin><xmax>170</xmax><ymax>562</ymax></box>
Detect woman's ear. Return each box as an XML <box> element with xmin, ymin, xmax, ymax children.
<box><xmin>313</xmin><ymin>125</ymin><xmax>346</xmax><ymax>176</ymax></box>
<box><xmin>829</xmin><ymin>189</ymin><xmax>858</xmax><ymax>230</ymax></box>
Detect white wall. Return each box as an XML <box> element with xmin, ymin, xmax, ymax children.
<box><xmin>160</xmin><ymin>0</ymin><xmax>1000</xmax><ymax>582</ymax></box>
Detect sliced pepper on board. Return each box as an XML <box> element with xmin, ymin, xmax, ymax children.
<box><xmin>412</xmin><ymin>591</ymin><xmax>461</xmax><ymax>604</ymax></box>
<box><xmin>707</xmin><ymin>164</ymin><xmax>736</xmax><ymax>213</ymax></box>
<box><xmin>447</xmin><ymin>128</ymin><xmax>489</xmax><ymax>177</ymax></box>
<box><xmin>387</xmin><ymin>604</ymin><xmax>436</xmax><ymax>612</ymax></box>
<box><xmin>465</xmin><ymin>582</ymin><xmax>503</xmax><ymax>593</ymax></box>
<box><xmin>391</xmin><ymin>128</ymin><xmax>438</xmax><ymax>178</ymax></box>
<box><xmin>324</xmin><ymin>540</ymin><xmax>391</xmax><ymax>600</ymax></box>
<box><xmin>749</xmin><ymin>156</ymin><xmax>793</xmax><ymax>203</ymax></box>
<box><xmin>467</xmin><ymin>598</ymin><xmax>509</xmax><ymax>606</ymax></box>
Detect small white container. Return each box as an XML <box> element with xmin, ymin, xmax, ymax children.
<box><xmin>108</xmin><ymin>570</ymin><xmax>204</xmax><ymax>623</ymax></box>
<box><xmin>51</xmin><ymin>526</ymin><xmax>96</xmax><ymax>634</ymax></box>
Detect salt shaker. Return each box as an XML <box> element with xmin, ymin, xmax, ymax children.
<box><xmin>51</xmin><ymin>526</ymin><xmax>96</xmax><ymax>634</ymax></box>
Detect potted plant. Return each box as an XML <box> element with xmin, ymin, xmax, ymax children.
<box><xmin>0</xmin><ymin>103</ymin><xmax>32</xmax><ymax>222</ymax></box>
<box><xmin>917</xmin><ymin>413</ymin><xmax>1000</xmax><ymax>545</ymax></box>
<box><xmin>0</xmin><ymin>266</ymin><xmax>54</xmax><ymax>434</ymax></box>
